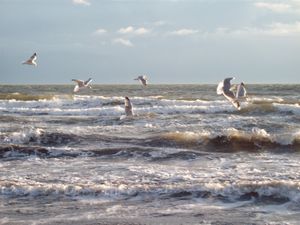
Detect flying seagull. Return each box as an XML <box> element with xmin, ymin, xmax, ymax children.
<box><xmin>134</xmin><ymin>75</ymin><xmax>147</xmax><ymax>86</ymax></box>
<box><xmin>124</xmin><ymin>96</ymin><xmax>133</xmax><ymax>116</ymax></box>
<box><xmin>72</xmin><ymin>78</ymin><xmax>93</xmax><ymax>92</ymax></box>
<box><xmin>217</xmin><ymin>77</ymin><xmax>247</xmax><ymax>110</ymax></box>
<box><xmin>22</xmin><ymin>53</ymin><xmax>37</xmax><ymax>66</ymax></box>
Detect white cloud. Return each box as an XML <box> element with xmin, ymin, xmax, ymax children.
<box><xmin>113</xmin><ymin>38</ymin><xmax>134</xmax><ymax>47</ymax></box>
<box><xmin>264</xmin><ymin>22</ymin><xmax>300</xmax><ymax>36</ymax></box>
<box><xmin>118</xmin><ymin>26</ymin><xmax>150</xmax><ymax>35</ymax></box>
<box><xmin>134</xmin><ymin>27</ymin><xmax>150</xmax><ymax>35</ymax></box>
<box><xmin>170</xmin><ymin>29</ymin><xmax>199</xmax><ymax>36</ymax></box>
<box><xmin>73</xmin><ymin>0</ymin><xmax>90</xmax><ymax>6</ymax></box>
<box><xmin>94</xmin><ymin>29</ymin><xmax>107</xmax><ymax>35</ymax></box>
<box><xmin>215</xmin><ymin>22</ymin><xmax>300</xmax><ymax>37</ymax></box>
<box><xmin>118</xmin><ymin>26</ymin><xmax>134</xmax><ymax>34</ymax></box>
<box><xmin>254</xmin><ymin>2</ymin><xmax>291</xmax><ymax>13</ymax></box>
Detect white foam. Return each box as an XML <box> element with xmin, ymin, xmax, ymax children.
<box><xmin>0</xmin><ymin>96</ymin><xmax>239</xmax><ymax>117</ymax></box>
<box><xmin>250</xmin><ymin>96</ymin><xmax>284</xmax><ymax>103</ymax></box>
<box><xmin>273</xmin><ymin>103</ymin><xmax>300</xmax><ymax>115</ymax></box>
<box><xmin>3</xmin><ymin>127</ymin><xmax>44</xmax><ymax>144</ymax></box>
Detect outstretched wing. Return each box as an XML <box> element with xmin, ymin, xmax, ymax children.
<box><xmin>217</xmin><ymin>77</ymin><xmax>234</xmax><ymax>95</ymax></box>
<box><xmin>84</xmin><ymin>78</ymin><xmax>93</xmax><ymax>85</ymax></box>
<box><xmin>236</xmin><ymin>84</ymin><xmax>247</xmax><ymax>99</ymax></box>
<box><xmin>216</xmin><ymin>80</ymin><xmax>224</xmax><ymax>95</ymax></box>
<box><xmin>141</xmin><ymin>79</ymin><xmax>147</xmax><ymax>86</ymax></box>
<box><xmin>223</xmin><ymin>77</ymin><xmax>234</xmax><ymax>92</ymax></box>
<box><xmin>73</xmin><ymin>85</ymin><xmax>80</xmax><ymax>92</ymax></box>
<box><xmin>30</xmin><ymin>53</ymin><xmax>37</xmax><ymax>61</ymax></box>
<box><xmin>223</xmin><ymin>91</ymin><xmax>241</xmax><ymax>110</ymax></box>
<box><xmin>72</xmin><ymin>79</ymin><xmax>84</xmax><ymax>86</ymax></box>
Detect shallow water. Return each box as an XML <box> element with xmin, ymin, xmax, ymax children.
<box><xmin>1</xmin><ymin>84</ymin><xmax>300</xmax><ymax>224</ymax></box>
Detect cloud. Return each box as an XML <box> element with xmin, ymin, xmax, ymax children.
<box><xmin>113</xmin><ymin>38</ymin><xmax>134</xmax><ymax>47</ymax></box>
<box><xmin>135</xmin><ymin>27</ymin><xmax>150</xmax><ymax>35</ymax></box>
<box><xmin>169</xmin><ymin>29</ymin><xmax>199</xmax><ymax>36</ymax></box>
<box><xmin>118</xmin><ymin>26</ymin><xmax>134</xmax><ymax>34</ymax></box>
<box><xmin>263</xmin><ymin>22</ymin><xmax>300</xmax><ymax>36</ymax></box>
<box><xmin>215</xmin><ymin>22</ymin><xmax>300</xmax><ymax>37</ymax></box>
<box><xmin>94</xmin><ymin>29</ymin><xmax>107</xmax><ymax>35</ymax></box>
<box><xmin>254</xmin><ymin>2</ymin><xmax>291</xmax><ymax>13</ymax></box>
<box><xmin>73</xmin><ymin>0</ymin><xmax>90</xmax><ymax>6</ymax></box>
<box><xmin>118</xmin><ymin>26</ymin><xmax>150</xmax><ymax>35</ymax></box>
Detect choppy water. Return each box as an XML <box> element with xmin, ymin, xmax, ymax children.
<box><xmin>1</xmin><ymin>84</ymin><xmax>300</xmax><ymax>225</ymax></box>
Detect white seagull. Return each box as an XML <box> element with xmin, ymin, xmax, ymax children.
<box><xmin>124</xmin><ymin>96</ymin><xmax>133</xmax><ymax>116</ymax></box>
<box><xmin>72</xmin><ymin>78</ymin><xmax>93</xmax><ymax>93</ymax></box>
<box><xmin>134</xmin><ymin>75</ymin><xmax>147</xmax><ymax>86</ymax></box>
<box><xmin>22</xmin><ymin>53</ymin><xmax>37</xmax><ymax>66</ymax></box>
<box><xmin>217</xmin><ymin>77</ymin><xmax>245</xmax><ymax>110</ymax></box>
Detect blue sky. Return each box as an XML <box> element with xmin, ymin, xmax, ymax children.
<box><xmin>0</xmin><ymin>0</ymin><xmax>300</xmax><ymax>84</ymax></box>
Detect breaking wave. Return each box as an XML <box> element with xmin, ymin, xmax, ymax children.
<box><xmin>149</xmin><ymin>128</ymin><xmax>300</xmax><ymax>151</ymax></box>
<box><xmin>0</xmin><ymin>176</ymin><xmax>299</xmax><ymax>207</ymax></box>
<box><xmin>1</xmin><ymin>95</ymin><xmax>300</xmax><ymax>116</ymax></box>
<box><xmin>2</xmin><ymin>126</ymin><xmax>300</xmax><ymax>153</ymax></box>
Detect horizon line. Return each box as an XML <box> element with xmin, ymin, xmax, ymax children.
<box><xmin>0</xmin><ymin>82</ymin><xmax>300</xmax><ymax>86</ymax></box>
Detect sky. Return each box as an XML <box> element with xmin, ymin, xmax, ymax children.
<box><xmin>0</xmin><ymin>0</ymin><xmax>300</xmax><ymax>84</ymax></box>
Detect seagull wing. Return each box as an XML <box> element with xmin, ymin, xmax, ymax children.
<box><xmin>216</xmin><ymin>80</ymin><xmax>224</xmax><ymax>95</ymax></box>
<box><xmin>84</xmin><ymin>78</ymin><xmax>93</xmax><ymax>85</ymax></box>
<box><xmin>72</xmin><ymin>79</ymin><xmax>84</xmax><ymax>86</ymax></box>
<box><xmin>73</xmin><ymin>85</ymin><xmax>80</xmax><ymax>92</ymax></box>
<box><xmin>223</xmin><ymin>90</ymin><xmax>241</xmax><ymax>110</ymax></box>
<box><xmin>141</xmin><ymin>76</ymin><xmax>147</xmax><ymax>86</ymax></box>
<box><xmin>141</xmin><ymin>78</ymin><xmax>147</xmax><ymax>86</ymax></box>
<box><xmin>30</xmin><ymin>53</ymin><xmax>37</xmax><ymax>61</ymax></box>
<box><xmin>223</xmin><ymin>77</ymin><xmax>234</xmax><ymax>92</ymax></box>
<box><xmin>236</xmin><ymin>84</ymin><xmax>247</xmax><ymax>99</ymax></box>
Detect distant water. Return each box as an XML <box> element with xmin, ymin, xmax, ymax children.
<box><xmin>1</xmin><ymin>84</ymin><xmax>300</xmax><ymax>225</ymax></box>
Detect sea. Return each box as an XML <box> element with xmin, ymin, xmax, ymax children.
<box><xmin>1</xmin><ymin>84</ymin><xmax>300</xmax><ymax>225</ymax></box>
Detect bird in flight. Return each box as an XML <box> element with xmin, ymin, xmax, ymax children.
<box><xmin>217</xmin><ymin>77</ymin><xmax>247</xmax><ymax>110</ymax></box>
<box><xmin>72</xmin><ymin>78</ymin><xmax>93</xmax><ymax>92</ymax></box>
<box><xmin>22</xmin><ymin>53</ymin><xmax>37</xmax><ymax>66</ymax></box>
<box><xmin>134</xmin><ymin>75</ymin><xmax>147</xmax><ymax>86</ymax></box>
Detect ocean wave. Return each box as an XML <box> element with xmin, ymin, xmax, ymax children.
<box><xmin>0</xmin><ymin>145</ymin><xmax>154</xmax><ymax>159</ymax></box>
<box><xmin>0</xmin><ymin>177</ymin><xmax>299</xmax><ymax>206</ymax></box>
<box><xmin>273</xmin><ymin>103</ymin><xmax>300</xmax><ymax>115</ymax></box>
<box><xmin>0</xmin><ymin>98</ymin><xmax>236</xmax><ymax>116</ymax></box>
<box><xmin>148</xmin><ymin>128</ymin><xmax>300</xmax><ymax>151</ymax></box>
<box><xmin>2</xmin><ymin>94</ymin><xmax>300</xmax><ymax>116</ymax></box>
<box><xmin>3</xmin><ymin>127</ymin><xmax>300</xmax><ymax>153</ymax></box>
<box><xmin>0</xmin><ymin>93</ymin><xmax>57</xmax><ymax>101</ymax></box>
<box><xmin>2</xmin><ymin>127</ymin><xmax>79</xmax><ymax>146</ymax></box>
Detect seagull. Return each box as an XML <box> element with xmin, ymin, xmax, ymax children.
<box><xmin>22</xmin><ymin>53</ymin><xmax>37</xmax><ymax>66</ymax></box>
<box><xmin>134</xmin><ymin>75</ymin><xmax>147</xmax><ymax>86</ymax></box>
<box><xmin>124</xmin><ymin>96</ymin><xmax>133</xmax><ymax>116</ymax></box>
<box><xmin>217</xmin><ymin>77</ymin><xmax>242</xmax><ymax>110</ymax></box>
<box><xmin>72</xmin><ymin>78</ymin><xmax>93</xmax><ymax>92</ymax></box>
